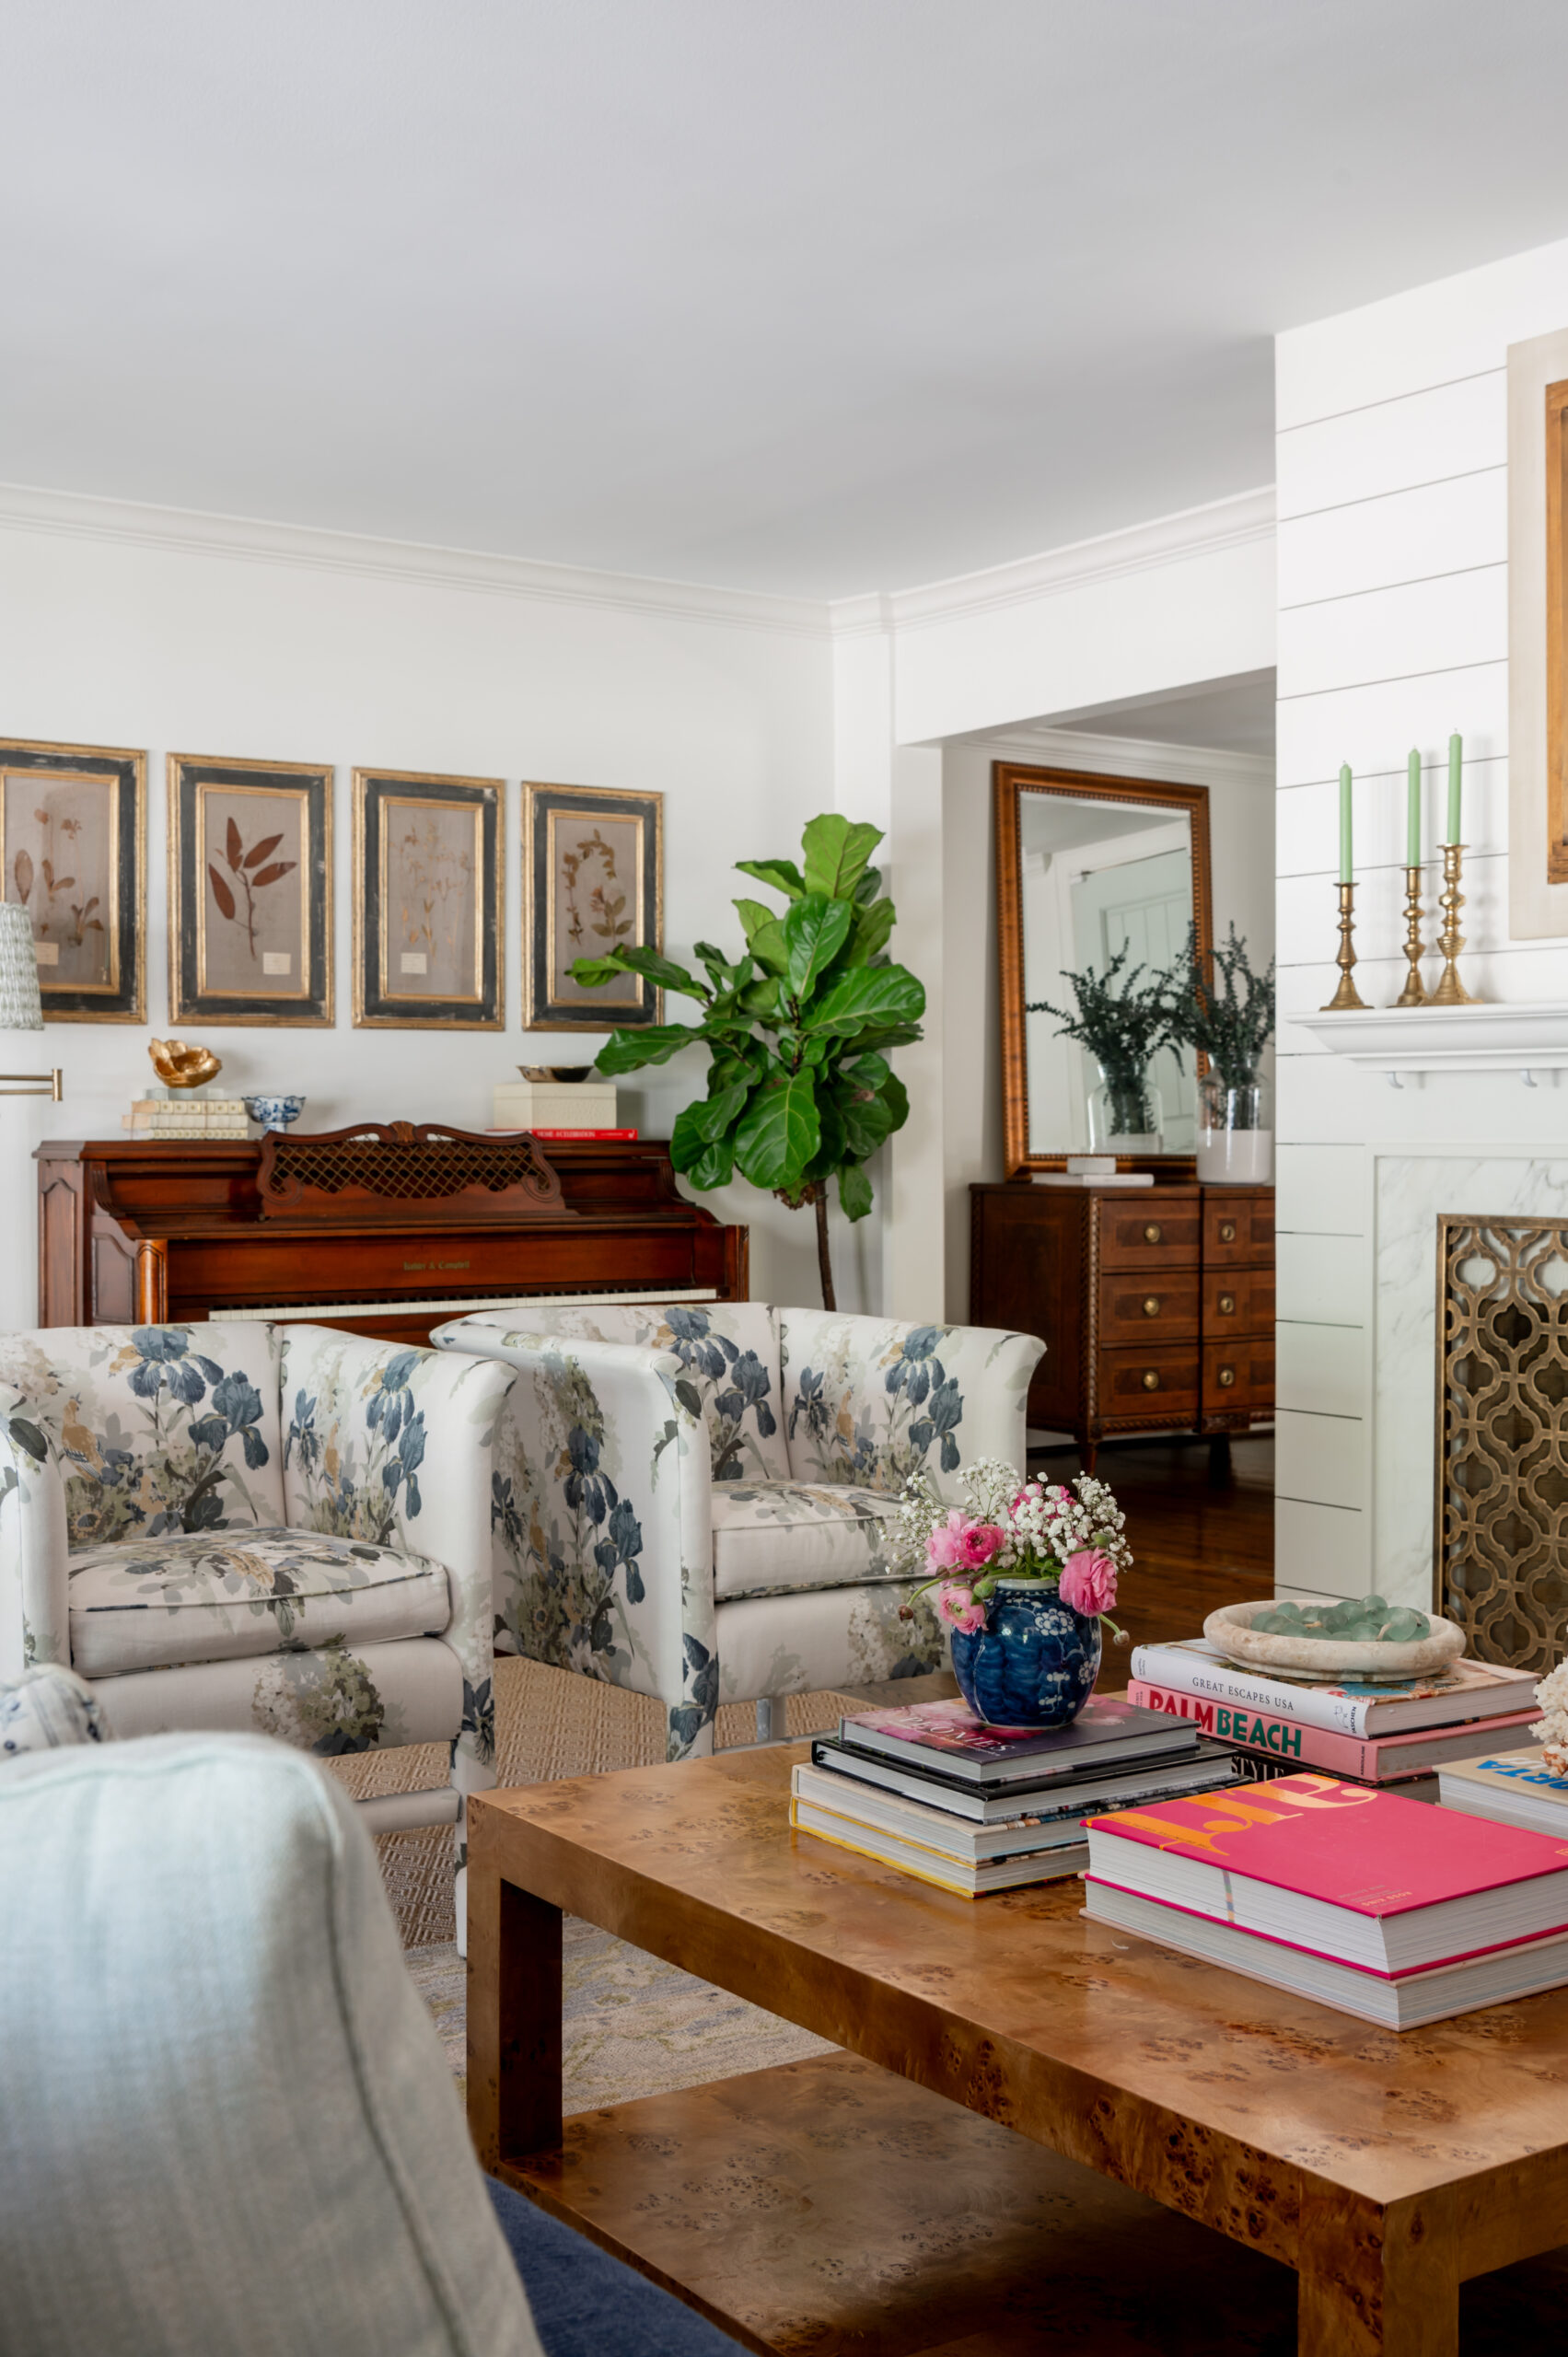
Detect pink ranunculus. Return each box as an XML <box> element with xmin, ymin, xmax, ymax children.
<box><xmin>935</xmin><ymin>1581</ymin><xmax>986</xmax><ymax>1634</ymax></box>
<box><xmin>1059</xmin><ymin>1548</ymin><xmax>1118</xmax><ymax>1616</ymax></box>
<box><xmin>924</xmin><ymin>1509</ymin><xmax>971</xmax><ymax>1573</ymax></box>
<box><xmin>957</xmin><ymin>1521</ymin><xmax>1005</xmax><ymax>1570</ymax></box>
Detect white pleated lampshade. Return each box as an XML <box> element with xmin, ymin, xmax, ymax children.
<box><xmin>0</xmin><ymin>904</ymin><xmax>44</xmax><ymax>1031</ymax></box>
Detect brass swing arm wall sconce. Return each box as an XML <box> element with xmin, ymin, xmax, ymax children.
<box><xmin>0</xmin><ymin>1070</ymin><xmax>63</xmax><ymax>1100</ymax></box>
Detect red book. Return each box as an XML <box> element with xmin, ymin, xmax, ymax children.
<box><xmin>1128</xmin><ymin>1676</ymin><xmax>1542</xmax><ymax>1781</ymax></box>
<box><xmin>528</xmin><ymin>1127</ymin><xmax>638</xmax><ymax>1139</ymax></box>
<box><xmin>1086</xmin><ymin>1773</ymin><xmax>1568</xmax><ymax>1974</ymax></box>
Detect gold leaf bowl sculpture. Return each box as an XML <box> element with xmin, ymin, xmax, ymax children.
<box><xmin>148</xmin><ymin>1039</ymin><xmax>223</xmax><ymax>1091</ymax></box>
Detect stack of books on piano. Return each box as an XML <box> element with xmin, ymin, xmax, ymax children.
<box><xmin>1127</xmin><ymin>1637</ymin><xmax>1539</xmax><ymax>1797</ymax></box>
<box><xmin>789</xmin><ymin>1695</ymin><xmax>1246</xmax><ymax>1898</ymax></box>
<box><xmin>122</xmin><ymin>1096</ymin><xmax>250</xmax><ymax>1141</ymax></box>
<box><xmin>1082</xmin><ymin>1776</ymin><xmax>1568</xmax><ymax>2028</ymax></box>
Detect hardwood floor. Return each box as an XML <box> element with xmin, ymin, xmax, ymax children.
<box><xmin>1028</xmin><ymin>1430</ymin><xmax>1272</xmax><ymax>1653</ymax></box>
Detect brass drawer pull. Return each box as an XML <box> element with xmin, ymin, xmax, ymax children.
<box><xmin>1218</xmin><ymin>1292</ymin><xmax>1237</xmax><ymax>1316</ymax></box>
<box><xmin>1143</xmin><ymin>1223</ymin><xmax>1163</xmax><ymax>1245</ymax></box>
<box><xmin>1218</xmin><ymin>1365</ymin><xmax>1237</xmax><ymax>1388</ymax></box>
<box><xmin>1142</xmin><ymin>1295</ymin><xmax>1161</xmax><ymax>1318</ymax></box>
<box><xmin>1142</xmin><ymin>1369</ymin><xmax>1160</xmax><ymax>1391</ymax></box>
<box><xmin>1218</xmin><ymin>1220</ymin><xmax>1237</xmax><ymax>1243</ymax></box>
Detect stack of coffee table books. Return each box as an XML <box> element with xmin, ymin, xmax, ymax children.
<box><xmin>1126</xmin><ymin>1637</ymin><xmax>1539</xmax><ymax>1796</ymax></box>
<box><xmin>790</xmin><ymin>1696</ymin><xmax>1245</xmax><ymax>1898</ymax></box>
<box><xmin>1437</xmin><ymin>1746</ymin><xmax>1568</xmax><ymax>1833</ymax></box>
<box><xmin>1083</xmin><ymin>1776</ymin><xmax>1568</xmax><ymax>2028</ymax></box>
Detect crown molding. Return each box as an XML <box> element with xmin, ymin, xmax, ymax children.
<box><xmin>831</xmin><ymin>485</ymin><xmax>1276</xmax><ymax>639</ymax></box>
<box><xmin>970</xmin><ymin>723</ymin><xmax>1274</xmax><ymax>790</ymax></box>
<box><xmin>0</xmin><ymin>481</ymin><xmax>833</xmax><ymax>639</ymax></box>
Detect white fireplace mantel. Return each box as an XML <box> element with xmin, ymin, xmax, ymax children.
<box><xmin>1298</xmin><ymin>1002</ymin><xmax>1568</xmax><ymax>1086</ymax></box>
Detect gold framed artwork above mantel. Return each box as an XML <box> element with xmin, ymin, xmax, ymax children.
<box><xmin>521</xmin><ymin>781</ymin><xmax>664</xmax><ymax>1030</ymax></box>
<box><xmin>352</xmin><ymin>768</ymin><xmax>503</xmax><ymax>1029</ymax></box>
<box><xmin>1507</xmin><ymin>324</ymin><xmax>1568</xmax><ymax>935</ymax></box>
<box><xmin>0</xmin><ymin>736</ymin><xmax>146</xmax><ymax>1022</ymax></box>
<box><xmin>168</xmin><ymin>752</ymin><xmax>333</xmax><ymax>1026</ymax></box>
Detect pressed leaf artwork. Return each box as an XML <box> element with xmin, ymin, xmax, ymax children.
<box><xmin>1</xmin><ymin>772</ymin><xmax>115</xmax><ymax>989</ymax></box>
<box><xmin>198</xmin><ymin>789</ymin><xmax>307</xmax><ymax>996</ymax></box>
<box><xmin>388</xmin><ymin>803</ymin><xmax>477</xmax><ymax>997</ymax></box>
<box><xmin>549</xmin><ymin>813</ymin><xmax>644</xmax><ymax>1003</ymax></box>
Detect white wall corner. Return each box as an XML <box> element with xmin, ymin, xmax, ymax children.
<box><xmin>831</xmin><ymin>620</ymin><xmax>896</xmax><ymax>833</ymax></box>
<box><xmin>883</xmin><ymin>744</ymin><xmax>946</xmax><ymax>1323</ymax></box>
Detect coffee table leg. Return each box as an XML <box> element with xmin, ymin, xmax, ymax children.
<box><xmin>1296</xmin><ymin>2189</ymin><xmax>1458</xmax><ymax>2356</ymax></box>
<box><xmin>467</xmin><ymin>1864</ymin><xmax>563</xmax><ymax>2170</ymax></box>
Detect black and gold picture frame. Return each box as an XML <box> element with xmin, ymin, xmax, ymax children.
<box><xmin>168</xmin><ymin>753</ymin><xmax>333</xmax><ymax>1026</ymax></box>
<box><xmin>521</xmin><ymin>781</ymin><xmax>663</xmax><ymax>1029</ymax></box>
<box><xmin>0</xmin><ymin>736</ymin><xmax>146</xmax><ymax>1022</ymax></box>
<box><xmin>352</xmin><ymin>767</ymin><xmax>503</xmax><ymax>1029</ymax></box>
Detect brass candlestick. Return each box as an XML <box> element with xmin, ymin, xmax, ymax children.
<box><xmin>1428</xmin><ymin>842</ymin><xmax>1478</xmax><ymax>1005</ymax></box>
<box><xmin>1394</xmin><ymin>865</ymin><xmax>1427</xmax><ymax>1006</ymax></box>
<box><xmin>1321</xmin><ymin>879</ymin><xmax>1368</xmax><ymax>1010</ymax></box>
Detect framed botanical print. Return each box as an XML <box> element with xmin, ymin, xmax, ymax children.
<box><xmin>521</xmin><ymin>782</ymin><xmax>663</xmax><ymax>1028</ymax></box>
<box><xmin>168</xmin><ymin>753</ymin><xmax>333</xmax><ymax>1025</ymax></box>
<box><xmin>352</xmin><ymin>767</ymin><xmax>503</xmax><ymax>1028</ymax></box>
<box><xmin>0</xmin><ymin>736</ymin><xmax>145</xmax><ymax>1021</ymax></box>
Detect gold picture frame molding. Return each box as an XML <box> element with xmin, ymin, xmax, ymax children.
<box><xmin>351</xmin><ymin>767</ymin><xmax>504</xmax><ymax>1029</ymax></box>
<box><xmin>521</xmin><ymin>780</ymin><xmax>665</xmax><ymax>1031</ymax></box>
<box><xmin>168</xmin><ymin>751</ymin><xmax>334</xmax><ymax>1027</ymax></box>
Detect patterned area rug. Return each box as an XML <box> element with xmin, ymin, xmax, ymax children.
<box><xmin>325</xmin><ymin>1658</ymin><xmax>850</xmax><ymax>2097</ymax></box>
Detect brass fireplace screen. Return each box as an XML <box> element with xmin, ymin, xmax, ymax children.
<box><xmin>1437</xmin><ymin>1215</ymin><xmax>1568</xmax><ymax>1672</ymax></box>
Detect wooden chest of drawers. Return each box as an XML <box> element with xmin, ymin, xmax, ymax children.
<box><xmin>969</xmin><ymin>1180</ymin><xmax>1274</xmax><ymax>1465</ymax></box>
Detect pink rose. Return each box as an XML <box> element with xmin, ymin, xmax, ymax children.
<box><xmin>924</xmin><ymin>1509</ymin><xmax>970</xmax><ymax>1573</ymax></box>
<box><xmin>935</xmin><ymin>1581</ymin><xmax>986</xmax><ymax>1634</ymax></box>
<box><xmin>1059</xmin><ymin>1548</ymin><xmax>1117</xmax><ymax>1616</ymax></box>
<box><xmin>957</xmin><ymin>1522</ymin><xmax>1005</xmax><ymax>1570</ymax></box>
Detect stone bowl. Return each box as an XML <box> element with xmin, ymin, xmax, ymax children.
<box><xmin>1202</xmin><ymin>1596</ymin><xmax>1467</xmax><ymax>1683</ymax></box>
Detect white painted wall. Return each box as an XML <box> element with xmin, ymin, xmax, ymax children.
<box><xmin>1274</xmin><ymin>230</ymin><xmax>1568</xmax><ymax>1603</ymax></box>
<box><xmin>0</xmin><ymin>493</ymin><xmax>842</xmax><ymax>1327</ymax></box>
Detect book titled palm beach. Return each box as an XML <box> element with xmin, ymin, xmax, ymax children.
<box><xmin>1128</xmin><ymin>1639</ymin><xmax>1535</xmax><ymax>1739</ymax></box>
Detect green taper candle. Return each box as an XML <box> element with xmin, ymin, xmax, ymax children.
<box><xmin>1340</xmin><ymin>763</ymin><xmax>1353</xmax><ymax>882</ymax></box>
<box><xmin>1407</xmin><ymin>749</ymin><xmax>1422</xmax><ymax>867</ymax></box>
<box><xmin>1446</xmin><ymin>733</ymin><xmax>1462</xmax><ymax>844</ymax></box>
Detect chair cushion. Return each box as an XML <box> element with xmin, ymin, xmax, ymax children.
<box><xmin>440</xmin><ymin>1301</ymin><xmax>790</xmax><ymax>1482</ymax></box>
<box><xmin>0</xmin><ymin>1734</ymin><xmax>541</xmax><ymax>2357</ymax></box>
<box><xmin>1</xmin><ymin>1664</ymin><xmax>110</xmax><ymax>1759</ymax></box>
<box><xmin>709</xmin><ymin>1480</ymin><xmax>902</xmax><ymax>1601</ymax></box>
<box><xmin>779</xmin><ymin>1311</ymin><xmax>1043</xmax><ymax>1500</ymax></box>
<box><xmin>67</xmin><ymin>1527</ymin><xmax>451</xmax><ymax>1676</ymax></box>
<box><xmin>0</xmin><ymin>1321</ymin><xmax>286</xmax><ymax>1548</ymax></box>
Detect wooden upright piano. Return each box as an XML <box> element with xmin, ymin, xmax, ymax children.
<box><xmin>36</xmin><ymin>1125</ymin><xmax>748</xmax><ymax>1343</ymax></box>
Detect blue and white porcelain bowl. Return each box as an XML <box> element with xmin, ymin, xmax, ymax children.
<box><xmin>242</xmin><ymin>1094</ymin><xmax>307</xmax><ymax>1132</ymax></box>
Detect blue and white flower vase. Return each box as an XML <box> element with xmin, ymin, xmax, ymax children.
<box><xmin>948</xmin><ymin>1581</ymin><xmax>1102</xmax><ymax>1729</ymax></box>
<box><xmin>242</xmin><ymin>1094</ymin><xmax>307</xmax><ymax>1132</ymax></box>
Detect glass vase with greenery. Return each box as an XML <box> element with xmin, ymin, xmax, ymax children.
<box><xmin>1027</xmin><ymin>943</ymin><xmax>1179</xmax><ymax>1144</ymax></box>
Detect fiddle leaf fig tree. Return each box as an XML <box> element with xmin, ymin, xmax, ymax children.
<box><xmin>568</xmin><ymin>814</ymin><xmax>923</xmax><ymax>1308</ymax></box>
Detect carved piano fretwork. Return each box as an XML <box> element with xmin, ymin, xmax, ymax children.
<box><xmin>35</xmin><ymin>1132</ymin><xmax>748</xmax><ymax>1344</ymax></box>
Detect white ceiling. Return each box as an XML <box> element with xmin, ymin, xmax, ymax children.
<box><xmin>8</xmin><ymin>1</ymin><xmax>1568</xmax><ymax>598</ymax></box>
<box><xmin>1057</xmin><ymin>674</ymin><xmax>1279</xmax><ymax>759</ymax></box>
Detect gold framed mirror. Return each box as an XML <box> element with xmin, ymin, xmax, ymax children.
<box><xmin>994</xmin><ymin>761</ymin><xmax>1214</xmax><ymax>1177</ymax></box>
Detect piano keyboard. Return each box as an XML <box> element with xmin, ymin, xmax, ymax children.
<box><xmin>215</xmin><ymin>1285</ymin><xmax>722</xmax><ymax>1325</ymax></box>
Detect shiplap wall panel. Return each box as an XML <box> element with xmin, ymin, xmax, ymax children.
<box><xmin>1275</xmin><ymin>1409</ymin><xmax>1368</xmax><ymax>1513</ymax></box>
<box><xmin>1277</xmin><ymin>663</ymin><xmax>1507</xmax><ymax>789</ymax></box>
<box><xmin>1278</xmin><ymin>470</ymin><xmax>1506</xmax><ymax>610</ymax></box>
<box><xmin>1274</xmin><ymin>1144</ymin><xmax>1365</xmax><ymax>1236</ymax></box>
<box><xmin>1276</xmin><ymin>1232</ymin><xmax>1369</xmax><ymax>1324</ymax></box>
<box><xmin>1278</xmin><ymin>568</ymin><xmax>1507</xmax><ymax>700</ymax></box>
<box><xmin>1274</xmin><ymin>1499</ymin><xmax>1369</xmax><ymax>1596</ymax></box>
<box><xmin>1276</xmin><ymin>374</ymin><xmax>1505</xmax><ymax>516</ymax></box>
<box><xmin>1277</xmin><ymin>1321</ymin><xmax>1367</xmax><ymax>1418</ymax></box>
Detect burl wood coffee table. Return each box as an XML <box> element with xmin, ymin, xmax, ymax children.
<box><xmin>468</xmin><ymin>1744</ymin><xmax>1568</xmax><ymax>2356</ymax></box>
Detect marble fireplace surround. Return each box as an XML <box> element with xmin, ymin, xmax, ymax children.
<box><xmin>1374</xmin><ymin>1147</ymin><xmax>1568</xmax><ymax>1608</ymax></box>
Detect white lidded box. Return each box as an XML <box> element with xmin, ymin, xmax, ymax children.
<box><xmin>492</xmin><ymin>1079</ymin><xmax>618</xmax><ymax>1131</ymax></box>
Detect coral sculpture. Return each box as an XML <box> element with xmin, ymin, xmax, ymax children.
<box><xmin>148</xmin><ymin>1039</ymin><xmax>222</xmax><ymax>1090</ymax></box>
<box><xmin>1536</xmin><ymin>1660</ymin><xmax>1568</xmax><ymax>1776</ymax></box>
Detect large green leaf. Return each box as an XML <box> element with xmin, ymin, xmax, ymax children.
<box><xmin>854</xmin><ymin>865</ymin><xmax>883</xmax><ymax>905</ymax></box>
<box><xmin>838</xmin><ymin>895</ymin><xmax>896</xmax><ymax>970</ymax></box>
<box><xmin>738</xmin><ymin>973</ymin><xmax>785</xmax><ymax>1020</ymax></box>
<box><xmin>688</xmin><ymin>1076</ymin><xmax>753</xmax><ymax>1143</ymax></box>
<box><xmin>802</xmin><ymin>814</ymin><xmax>883</xmax><ymax>901</ymax></box>
<box><xmin>733</xmin><ymin>1072</ymin><xmax>819</xmax><ymax>1190</ymax></box>
<box><xmin>568</xmin><ymin>953</ymin><xmax>633</xmax><ymax>988</ymax></box>
<box><xmin>692</xmin><ymin>939</ymin><xmax>744</xmax><ymax>992</ymax></box>
<box><xmin>612</xmin><ymin>945</ymin><xmax>708</xmax><ymax>998</ymax></box>
<box><xmin>833</xmin><ymin>1019</ymin><xmax>923</xmax><ymax>1057</ymax></box>
<box><xmin>831</xmin><ymin>1074</ymin><xmax>902</xmax><ymax>1161</ymax></box>
<box><xmin>733</xmin><ymin>898</ymin><xmax>788</xmax><ymax>975</ymax></box>
<box><xmin>838</xmin><ymin>1160</ymin><xmax>874</xmax><ymax>1221</ymax></box>
<box><xmin>592</xmin><ymin>1023</ymin><xmax>709</xmax><ymax>1075</ymax></box>
<box><xmin>734</xmin><ymin>857</ymin><xmax>806</xmax><ymax>900</ymax></box>
<box><xmin>784</xmin><ymin>893</ymin><xmax>853</xmax><ymax>998</ymax></box>
<box><xmin>807</xmin><ymin>963</ymin><xmax>925</xmax><ymax>1037</ymax></box>
<box><xmin>802</xmin><ymin>1090</ymin><xmax>848</xmax><ymax>1184</ymax></box>
<box><xmin>682</xmin><ymin>1135</ymin><xmax>736</xmax><ymax>1190</ymax></box>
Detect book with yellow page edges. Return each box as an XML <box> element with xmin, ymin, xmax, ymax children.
<box><xmin>1083</xmin><ymin>1772</ymin><xmax>1568</xmax><ymax>2028</ymax></box>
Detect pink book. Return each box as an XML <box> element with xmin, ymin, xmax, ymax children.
<box><xmin>1085</xmin><ymin>1773</ymin><xmax>1568</xmax><ymax>1973</ymax></box>
<box><xmin>1128</xmin><ymin>1677</ymin><xmax>1542</xmax><ymax>1780</ymax></box>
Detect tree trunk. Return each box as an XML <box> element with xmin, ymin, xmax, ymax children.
<box><xmin>813</xmin><ymin>1182</ymin><xmax>836</xmax><ymax>1310</ymax></box>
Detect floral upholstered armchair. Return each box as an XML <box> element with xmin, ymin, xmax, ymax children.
<box><xmin>431</xmin><ymin>1303</ymin><xmax>1044</xmax><ymax>1762</ymax></box>
<box><xmin>0</xmin><ymin>1322</ymin><xmax>513</xmax><ymax>1922</ymax></box>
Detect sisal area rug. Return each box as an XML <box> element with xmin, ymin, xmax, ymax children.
<box><xmin>325</xmin><ymin>1658</ymin><xmax>848</xmax><ymax>2102</ymax></box>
